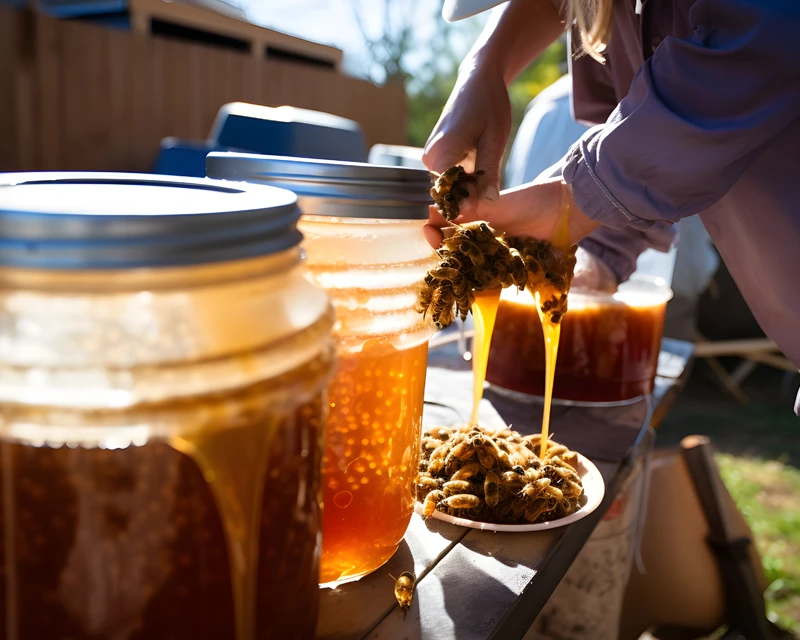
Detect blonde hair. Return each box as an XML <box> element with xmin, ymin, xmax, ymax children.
<box><xmin>566</xmin><ymin>0</ymin><xmax>615</xmax><ymax>63</ymax></box>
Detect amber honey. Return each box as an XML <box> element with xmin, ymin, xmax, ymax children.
<box><xmin>320</xmin><ymin>340</ymin><xmax>428</xmax><ymax>585</ymax></box>
<box><xmin>0</xmin><ymin>352</ymin><xmax>332</xmax><ymax>640</ymax></box>
<box><xmin>486</xmin><ymin>287</ymin><xmax>668</xmax><ymax>403</ymax></box>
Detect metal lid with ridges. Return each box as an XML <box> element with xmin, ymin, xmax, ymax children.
<box><xmin>0</xmin><ymin>172</ymin><xmax>303</xmax><ymax>269</ymax></box>
<box><xmin>206</xmin><ymin>153</ymin><xmax>433</xmax><ymax>220</ymax></box>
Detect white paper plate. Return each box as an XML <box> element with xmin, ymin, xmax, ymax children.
<box><xmin>414</xmin><ymin>453</ymin><xmax>605</xmax><ymax>532</ymax></box>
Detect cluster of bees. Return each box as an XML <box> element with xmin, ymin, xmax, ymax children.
<box><xmin>415</xmin><ymin>221</ymin><xmax>528</xmax><ymax>329</ymax></box>
<box><xmin>417</xmin><ymin>166</ymin><xmax>578</xmax><ymax>329</ymax></box>
<box><xmin>415</xmin><ymin>424</ymin><xmax>583</xmax><ymax>525</ymax></box>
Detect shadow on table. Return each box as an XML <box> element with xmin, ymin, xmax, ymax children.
<box><xmin>439</xmin><ymin>564</ymin><xmax>518</xmax><ymax>639</ymax></box>
<box><xmin>418</xmin><ymin>515</ymin><xmax>469</xmax><ymax>544</ymax></box>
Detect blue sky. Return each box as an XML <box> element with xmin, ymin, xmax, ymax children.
<box><xmin>244</xmin><ymin>0</ymin><xmax>487</xmax><ymax>81</ymax></box>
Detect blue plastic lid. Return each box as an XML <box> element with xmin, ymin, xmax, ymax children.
<box><xmin>0</xmin><ymin>172</ymin><xmax>302</xmax><ymax>269</ymax></box>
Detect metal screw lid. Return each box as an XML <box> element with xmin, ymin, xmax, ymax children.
<box><xmin>206</xmin><ymin>153</ymin><xmax>433</xmax><ymax>220</ymax></box>
<box><xmin>0</xmin><ymin>172</ymin><xmax>302</xmax><ymax>269</ymax></box>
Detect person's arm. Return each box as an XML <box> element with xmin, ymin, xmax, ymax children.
<box><xmin>563</xmin><ymin>0</ymin><xmax>800</xmax><ymax>232</ymax></box>
<box><xmin>538</xmin><ymin>162</ymin><xmax>678</xmax><ymax>285</ymax></box>
<box><xmin>464</xmin><ymin>0</ymin><xmax>564</xmax><ymax>87</ymax></box>
<box><xmin>422</xmin><ymin>0</ymin><xmax>563</xmax><ymax>212</ymax></box>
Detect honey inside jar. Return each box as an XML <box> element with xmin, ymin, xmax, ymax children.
<box><xmin>298</xmin><ymin>215</ymin><xmax>437</xmax><ymax>586</ymax></box>
<box><xmin>0</xmin><ymin>346</ymin><xmax>333</xmax><ymax>640</ymax></box>
<box><xmin>320</xmin><ymin>339</ymin><xmax>428</xmax><ymax>585</ymax></box>
<box><xmin>486</xmin><ymin>279</ymin><xmax>671</xmax><ymax>403</ymax></box>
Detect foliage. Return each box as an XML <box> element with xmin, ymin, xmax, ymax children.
<box><xmin>716</xmin><ymin>453</ymin><xmax>800</xmax><ymax>633</ymax></box>
<box><xmin>349</xmin><ymin>0</ymin><xmax>419</xmax><ymax>84</ymax></box>
<box><xmin>348</xmin><ymin>0</ymin><xmax>567</xmax><ymax>153</ymax></box>
<box><xmin>407</xmin><ymin>36</ymin><xmax>567</xmax><ymax>158</ymax></box>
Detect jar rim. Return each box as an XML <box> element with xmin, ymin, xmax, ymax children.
<box><xmin>206</xmin><ymin>153</ymin><xmax>433</xmax><ymax>221</ymax></box>
<box><xmin>0</xmin><ymin>172</ymin><xmax>303</xmax><ymax>270</ymax></box>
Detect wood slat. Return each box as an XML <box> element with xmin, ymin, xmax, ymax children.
<box><xmin>34</xmin><ymin>13</ymin><xmax>62</xmax><ymax>170</ymax></box>
<box><xmin>11</xmin><ymin>9</ymin><xmax>38</xmax><ymax>171</ymax></box>
<box><xmin>315</xmin><ymin>340</ymin><xmax>692</xmax><ymax>640</ymax></box>
<box><xmin>317</xmin><ymin>516</ymin><xmax>468</xmax><ymax>640</ymax></box>
<box><xmin>0</xmin><ymin>8</ymin><xmax>19</xmax><ymax>171</ymax></box>
<box><xmin>0</xmin><ymin>8</ymin><xmax>406</xmax><ymax>173</ymax></box>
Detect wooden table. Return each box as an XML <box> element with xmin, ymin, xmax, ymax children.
<box><xmin>316</xmin><ymin>338</ymin><xmax>694</xmax><ymax>640</ymax></box>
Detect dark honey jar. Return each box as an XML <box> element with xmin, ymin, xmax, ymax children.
<box><xmin>486</xmin><ymin>275</ymin><xmax>673</xmax><ymax>405</ymax></box>
<box><xmin>0</xmin><ymin>173</ymin><xmax>336</xmax><ymax>639</ymax></box>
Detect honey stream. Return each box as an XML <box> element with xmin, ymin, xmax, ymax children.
<box><xmin>470</xmin><ymin>288</ymin><xmax>502</xmax><ymax>425</ymax></box>
<box><xmin>534</xmin><ymin>298</ymin><xmax>561</xmax><ymax>459</ymax></box>
<box><xmin>171</xmin><ymin>420</ymin><xmax>274</xmax><ymax>640</ymax></box>
<box><xmin>469</xmin><ymin>202</ymin><xmax>571</xmax><ymax>457</ymax></box>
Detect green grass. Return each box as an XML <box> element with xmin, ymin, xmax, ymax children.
<box><xmin>716</xmin><ymin>453</ymin><xmax>800</xmax><ymax>634</ymax></box>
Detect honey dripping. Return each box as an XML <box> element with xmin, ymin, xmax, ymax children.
<box><xmin>537</xmin><ymin>198</ymin><xmax>572</xmax><ymax>458</ymax></box>
<box><xmin>171</xmin><ymin>419</ymin><xmax>274</xmax><ymax>640</ymax></box>
<box><xmin>470</xmin><ymin>288</ymin><xmax>502</xmax><ymax>425</ymax></box>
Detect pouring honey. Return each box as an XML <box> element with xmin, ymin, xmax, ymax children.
<box><xmin>420</xmin><ymin>167</ymin><xmax>577</xmax><ymax>459</ymax></box>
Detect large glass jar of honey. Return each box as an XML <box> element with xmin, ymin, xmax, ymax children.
<box><xmin>486</xmin><ymin>275</ymin><xmax>673</xmax><ymax>405</ymax></box>
<box><xmin>0</xmin><ymin>173</ymin><xmax>336</xmax><ymax>639</ymax></box>
<box><xmin>207</xmin><ymin>154</ymin><xmax>438</xmax><ymax>586</ymax></box>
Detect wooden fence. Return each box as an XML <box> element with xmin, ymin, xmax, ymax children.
<box><xmin>0</xmin><ymin>7</ymin><xmax>407</xmax><ymax>173</ymax></box>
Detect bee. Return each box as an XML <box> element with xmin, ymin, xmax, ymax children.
<box><xmin>442</xmin><ymin>494</ymin><xmax>481</xmax><ymax>509</ymax></box>
<box><xmin>390</xmin><ymin>571</ymin><xmax>416</xmax><ymax>618</ymax></box>
<box><xmin>422</xmin><ymin>490</ymin><xmax>446</xmax><ymax>518</ymax></box>
<box><xmin>452</xmin><ymin>277</ymin><xmax>474</xmax><ymax>322</ymax></box>
<box><xmin>546</xmin><ymin>459</ymin><xmax>580</xmax><ymax>482</ymax></box>
<box><xmin>444</xmin><ymin>440</ymin><xmax>475</xmax><ymax>469</ymax></box>
<box><xmin>429</xmin><ymin>166</ymin><xmax>483</xmax><ymax>221</ymax></box>
<box><xmin>426</xmin><ymin>426</ymin><xmax>453</xmax><ymax>442</ymax></box>
<box><xmin>462</xmin><ymin>238</ymin><xmax>488</xmax><ymax>268</ymax></box>
<box><xmin>442</xmin><ymin>479</ymin><xmax>472</xmax><ymax>496</ymax></box>
<box><xmin>415</xmin><ymin>474</ymin><xmax>440</xmax><ymax>491</ymax></box>
<box><xmin>561</xmin><ymin>479</ymin><xmax>584</xmax><ymax>499</ymax></box>
<box><xmin>451</xmin><ymin>462</ymin><xmax>483</xmax><ymax>481</ymax></box>
<box><xmin>471</xmin><ymin>434</ymin><xmax>508</xmax><ymax>469</ymax></box>
<box><xmin>428</xmin><ymin>266</ymin><xmax>461</xmax><ymax>282</ymax></box>
<box><xmin>524</xmin><ymin>499</ymin><xmax>552</xmax><ymax>523</ymax></box>
<box><xmin>562</xmin><ymin>451</ymin><xmax>579</xmax><ymax>472</ymax></box>
<box><xmin>520</xmin><ymin>477</ymin><xmax>551</xmax><ymax>500</ymax></box>
<box><xmin>484</xmin><ymin>471</ymin><xmax>500</xmax><ymax>508</ymax></box>
<box><xmin>501</xmin><ymin>470</ymin><xmax>525</xmax><ymax>487</ymax></box>
<box><xmin>544</xmin><ymin>444</ymin><xmax>569</xmax><ymax>460</ymax></box>
<box><xmin>543</xmin><ymin>484</ymin><xmax>564</xmax><ymax>502</ymax></box>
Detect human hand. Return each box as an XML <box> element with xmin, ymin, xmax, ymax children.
<box><xmin>423</xmin><ymin>176</ymin><xmax>601</xmax><ymax>250</ymax></box>
<box><xmin>422</xmin><ymin>57</ymin><xmax>511</xmax><ymax>204</ymax></box>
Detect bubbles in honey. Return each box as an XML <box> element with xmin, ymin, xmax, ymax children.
<box><xmin>319</xmin><ymin>341</ymin><xmax>428</xmax><ymax>586</ymax></box>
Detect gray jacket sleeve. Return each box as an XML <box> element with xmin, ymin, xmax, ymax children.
<box><xmin>562</xmin><ymin>0</ymin><xmax>800</xmax><ymax>229</ymax></box>
<box><xmin>540</xmin><ymin>163</ymin><xmax>677</xmax><ymax>283</ymax></box>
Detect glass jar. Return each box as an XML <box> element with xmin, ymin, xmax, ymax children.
<box><xmin>486</xmin><ymin>275</ymin><xmax>673</xmax><ymax>405</ymax></box>
<box><xmin>207</xmin><ymin>155</ymin><xmax>437</xmax><ymax>586</ymax></box>
<box><xmin>0</xmin><ymin>173</ymin><xmax>336</xmax><ymax>639</ymax></box>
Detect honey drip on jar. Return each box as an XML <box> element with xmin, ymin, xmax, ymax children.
<box><xmin>170</xmin><ymin>419</ymin><xmax>274</xmax><ymax>640</ymax></box>
<box><xmin>470</xmin><ymin>288</ymin><xmax>502</xmax><ymax>425</ymax></box>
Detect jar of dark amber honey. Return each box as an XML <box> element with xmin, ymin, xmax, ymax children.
<box><xmin>207</xmin><ymin>154</ymin><xmax>438</xmax><ymax>586</ymax></box>
<box><xmin>0</xmin><ymin>173</ymin><xmax>336</xmax><ymax>639</ymax></box>
<box><xmin>486</xmin><ymin>275</ymin><xmax>673</xmax><ymax>405</ymax></box>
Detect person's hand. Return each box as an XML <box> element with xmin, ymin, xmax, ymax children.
<box><xmin>422</xmin><ymin>57</ymin><xmax>511</xmax><ymax>204</ymax></box>
<box><xmin>423</xmin><ymin>175</ymin><xmax>602</xmax><ymax>249</ymax></box>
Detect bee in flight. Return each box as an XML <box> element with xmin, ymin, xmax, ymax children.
<box><xmin>390</xmin><ymin>571</ymin><xmax>416</xmax><ymax>619</ymax></box>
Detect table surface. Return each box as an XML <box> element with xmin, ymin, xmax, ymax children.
<box><xmin>316</xmin><ymin>338</ymin><xmax>694</xmax><ymax>640</ymax></box>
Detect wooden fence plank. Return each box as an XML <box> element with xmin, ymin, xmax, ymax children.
<box><xmin>0</xmin><ymin>8</ymin><xmax>407</xmax><ymax>173</ymax></box>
